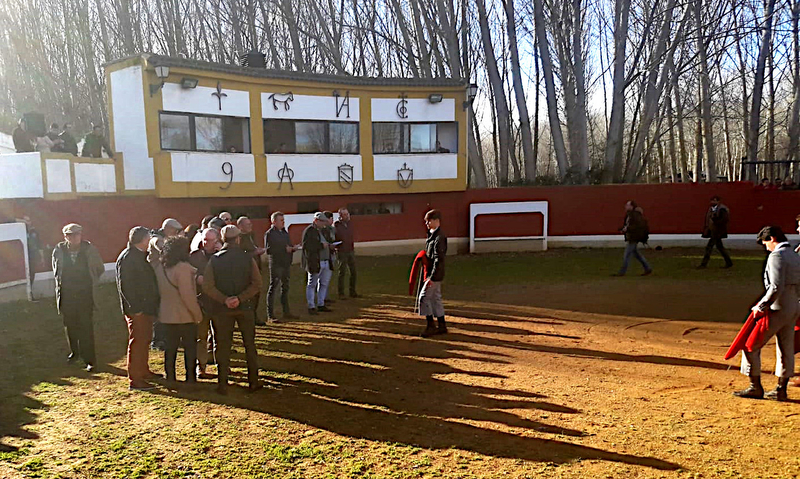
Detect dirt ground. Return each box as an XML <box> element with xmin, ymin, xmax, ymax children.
<box><xmin>1</xmin><ymin>249</ymin><xmax>799</xmax><ymax>478</ymax></box>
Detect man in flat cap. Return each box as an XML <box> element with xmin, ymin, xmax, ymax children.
<box><xmin>734</xmin><ymin>226</ymin><xmax>800</xmax><ymax>401</ymax></box>
<box><xmin>203</xmin><ymin>225</ymin><xmax>263</xmax><ymax>394</ymax></box>
<box><xmin>52</xmin><ymin>223</ymin><xmax>105</xmax><ymax>372</ymax></box>
<box><xmin>302</xmin><ymin>212</ymin><xmax>334</xmax><ymax>314</ymax></box>
<box><xmin>148</xmin><ymin>218</ymin><xmax>183</xmax><ymax>351</ymax></box>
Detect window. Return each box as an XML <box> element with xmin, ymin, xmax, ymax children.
<box><xmin>372</xmin><ymin>122</ymin><xmax>457</xmax><ymax>154</ymax></box>
<box><xmin>159</xmin><ymin>112</ymin><xmax>251</xmax><ymax>153</ymax></box>
<box><xmin>160</xmin><ymin>114</ymin><xmax>191</xmax><ymax>150</ymax></box>
<box><xmin>297</xmin><ymin>201</ymin><xmax>319</xmax><ymax>214</ymax></box>
<box><xmin>264</xmin><ymin>120</ymin><xmax>359</xmax><ymax>154</ymax></box>
<box><xmin>347</xmin><ymin>202</ymin><xmax>403</xmax><ymax>215</ymax></box>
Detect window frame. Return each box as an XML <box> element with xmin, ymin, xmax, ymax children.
<box><xmin>371</xmin><ymin>121</ymin><xmax>458</xmax><ymax>154</ymax></box>
<box><xmin>263</xmin><ymin>119</ymin><xmax>360</xmax><ymax>155</ymax></box>
<box><xmin>158</xmin><ymin>110</ymin><xmax>252</xmax><ymax>153</ymax></box>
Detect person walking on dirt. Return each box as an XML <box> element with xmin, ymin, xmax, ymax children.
<box><xmin>734</xmin><ymin>226</ymin><xmax>800</xmax><ymax>401</ymax></box>
<box><xmin>612</xmin><ymin>200</ymin><xmax>652</xmax><ymax>277</ymax></box>
<box><xmin>419</xmin><ymin>209</ymin><xmax>448</xmax><ymax>338</ymax></box>
<box><xmin>698</xmin><ymin>196</ymin><xmax>733</xmax><ymax>269</ymax></box>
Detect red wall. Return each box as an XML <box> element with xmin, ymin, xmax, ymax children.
<box><xmin>1</xmin><ymin>183</ymin><xmax>798</xmax><ymax>277</ymax></box>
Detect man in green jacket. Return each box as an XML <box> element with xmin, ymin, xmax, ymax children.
<box><xmin>81</xmin><ymin>124</ymin><xmax>115</xmax><ymax>158</ymax></box>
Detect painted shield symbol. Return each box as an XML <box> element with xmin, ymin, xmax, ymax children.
<box><xmin>338</xmin><ymin>163</ymin><xmax>354</xmax><ymax>189</ymax></box>
<box><xmin>397</xmin><ymin>162</ymin><xmax>413</xmax><ymax>188</ymax></box>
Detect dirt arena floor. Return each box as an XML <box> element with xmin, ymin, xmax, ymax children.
<box><xmin>1</xmin><ymin>248</ymin><xmax>799</xmax><ymax>478</ymax></box>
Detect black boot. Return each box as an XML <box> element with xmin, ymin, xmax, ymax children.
<box><xmin>436</xmin><ymin>316</ymin><xmax>448</xmax><ymax>335</ymax></box>
<box><xmin>421</xmin><ymin>316</ymin><xmax>437</xmax><ymax>337</ymax></box>
<box><xmin>765</xmin><ymin>377</ymin><xmax>790</xmax><ymax>401</ymax></box>
<box><xmin>734</xmin><ymin>376</ymin><xmax>764</xmax><ymax>399</ymax></box>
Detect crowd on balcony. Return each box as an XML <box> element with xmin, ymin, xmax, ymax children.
<box><xmin>11</xmin><ymin>117</ymin><xmax>114</xmax><ymax>158</ymax></box>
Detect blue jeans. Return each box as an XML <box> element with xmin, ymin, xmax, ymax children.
<box><xmin>619</xmin><ymin>242</ymin><xmax>650</xmax><ymax>274</ymax></box>
<box><xmin>306</xmin><ymin>260</ymin><xmax>332</xmax><ymax>308</ymax></box>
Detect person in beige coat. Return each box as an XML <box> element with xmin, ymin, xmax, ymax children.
<box><xmin>155</xmin><ymin>236</ymin><xmax>202</xmax><ymax>383</ymax></box>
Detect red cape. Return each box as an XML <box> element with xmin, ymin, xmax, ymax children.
<box><xmin>409</xmin><ymin>250</ymin><xmax>429</xmax><ymax>296</ymax></box>
<box><xmin>725</xmin><ymin>310</ymin><xmax>770</xmax><ymax>360</ymax></box>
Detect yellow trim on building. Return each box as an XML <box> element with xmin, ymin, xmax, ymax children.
<box><xmin>106</xmin><ymin>55</ymin><xmax>469</xmax><ymax>199</ymax></box>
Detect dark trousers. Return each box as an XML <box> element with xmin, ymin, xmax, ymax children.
<box><xmin>211</xmin><ymin>312</ymin><xmax>259</xmax><ymax>388</ymax></box>
<box><xmin>701</xmin><ymin>237</ymin><xmax>733</xmax><ymax>266</ymax></box>
<box><xmin>61</xmin><ymin>301</ymin><xmax>96</xmax><ymax>365</ymax></box>
<box><xmin>337</xmin><ymin>251</ymin><xmax>357</xmax><ymax>296</ymax></box>
<box><xmin>267</xmin><ymin>264</ymin><xmax>290</xmax><ymax>317</ymax></box>
<box><xmin>164</xmin><ymin>323</ymin><xmax>198</xmax><ymax>382</ymax></box>
<box><xmin>152</xmin><ymin>320</ymin><xmax>166</xmax><ymax>346</ymax></box>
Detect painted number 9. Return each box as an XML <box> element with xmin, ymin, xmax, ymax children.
<box><xmin>220</xmin><ymin>161</ymin><xmax>233</xmax><ymax>190</ymax></box>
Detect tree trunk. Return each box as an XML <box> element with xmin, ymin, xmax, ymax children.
<box><xmin>602</xmin><ymin>0</ymin><xmax>632</xmax><ymax>182</ymax></box>
<box><xmin>476</xmin><ymin>0</ymin><xmax>511</xmax><ymax>185</ymax></box>
<box><xmin>282</xmin><ymin>0</ymin><xmax>306</xmax><ymax>71</ymax></box>
<box><xmin>695</xmin><ymin>0</ymin><xmax>717</xmax><ymax>182</ymax></box>
<box><xmin>532</xmin><ymin>0</ymin><xmax>569</xmax><ymax>179</ymax></box>
<box><xmin>504</xmin><ymin>0</ymin><xmax>535</xmax><ymax>182</ymax></box>
<box><xmin>747</xmin><ymin>0</ymin><xmax>777</xmax><ymax>173</ymax></box>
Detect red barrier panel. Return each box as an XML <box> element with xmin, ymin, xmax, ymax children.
<box><xmin>2</xmin><ymin>183</ymin><xmax>799</xmax><ymax>263</ymax></box>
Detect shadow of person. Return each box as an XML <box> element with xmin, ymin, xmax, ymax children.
<box><xmin>157</xmin><ymin>304</ymin><xmax>680</xmax><ymax>471</ymax></box>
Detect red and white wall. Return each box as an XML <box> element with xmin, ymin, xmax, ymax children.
<box><xmin>1</xmin><ymin>182</ymin><xmax>798</xmax><ymax>292</ymax></box>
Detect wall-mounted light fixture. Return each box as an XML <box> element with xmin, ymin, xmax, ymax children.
<box><xmin>463</xmin><ymin>83</ymin><xmax>479</xmax><ymax>109</ymax></box>
<box><xmin>180</xmin><ymin>77</ymin><xmax>199</xmax><ymax>89</ymax></box>
<box><xmin>149</xmin><ymin>65</ymin><xmax>170</xmax><ymax>97</ymax></box>
<box><xmin>428</xmin><ymin>93</ymin><xmax>443</xmax><ymax>103</ymax></box>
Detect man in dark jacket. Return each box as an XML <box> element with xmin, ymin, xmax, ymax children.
<box><xmin>189</xmin><ymin>227</ymin><xmax>220</xmax><ymax>379</ymax></box>
<box><xmin>302</xmin><ymin>213</ymin><xmax>333</xmax><ymax>314</ymax></box>
<box><xmin>613</xmin><ymin>200</ymin><xmax>652</xmax><ymax>277</ymax></box>
<box><xmin>698</xmin><ymin>196</ymin><xmax>733</xmax><ymax>269</ymax></box>
<box><xmin>52</xmin><ymin>223</ymin><xmax>105</xmax><ymax>371</ymax></box>
<box><xmin>237</xmin><ymin>216</ymin><xmax>267</xmax><ymax>325</ymax></box>
<box><xmin>57</xmin><ymin>123</ymin><xmax>79</xmax><ymax>156</ymax></box>
<box><xmin>81</xmin><ymin>124</ymin><xmax>114</xmax><ymax>158</ymax></box>
<box><xmin>116</xmin><ymin>226</ymin><xmax>161</xmax><ymax>390</ymax></box>
<box><xmin>419</xmin><ymin>209</ymin><xmax>448</xmax><ymax>337</ymax></box>
<box><xmin>265</xmin><ymin>212</ymin><xmax>298</xmax><ymax>322</ymax></box>
<box><xmin>203</xmin><ymin>225</ymin><xmax>263</xmax><ymax>394</ymax></box>
<box><xmin>335</xmin><ymin>207</ymin><xmax>358</xmax><ymax>299</ymax></box>
<box><xmin>12</xmin><ymin>118</ymin><xmax>34</xmax><ymax>153</ymax></box>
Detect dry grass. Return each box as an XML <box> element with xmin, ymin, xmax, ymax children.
<box><xmin>1</xmin><ymin>249</ymin><xmax>799</xmax><ymax>478</ymax></box>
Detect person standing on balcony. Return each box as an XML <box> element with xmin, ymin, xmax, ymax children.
<box><xmin>57</xmin><ymin>123</ymin><xmax>78</xmax><ymax>156</ymax></box>
<box><xmin>81</xmin><ymin>124</ymin><xmax>114</xmax><ymax>159</ymax></box>
<box><xmin>12</xmin><ymin>118</ymin><xmax>34</xmax><ymax>153</ymax></box>
<box><xmin>52</xmin><ymin>223</ymin><xmax>105</xmax><ymax>372</ymax></box>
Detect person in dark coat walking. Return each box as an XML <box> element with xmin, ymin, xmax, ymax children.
<box><xmin>116</xmin><ymin>226</ymin><xmax>161</xmax><ymax>390</ymax></box>
<box><xmin>419</xmin><ymin>209</ymin><xmax>448</xmax><ymax>338</ymax></box>
<box><xmin>698</xmin><ymin>196</ymin><xmax>733</xmax><ymax>268</ymax></box>
<box><xmin>613</xmin><ymin>200</ymin><xmax>652</xmax><ymax>277</ymax></box>
<box><xmin>203</xmin><ymin>225</ymin><xmax>263</xmax><ymax>394</ymax></box>
<box><xmin>52</xmin><ymin>223</ymin><xmax>105</xmax><ymax>372</ymax></box>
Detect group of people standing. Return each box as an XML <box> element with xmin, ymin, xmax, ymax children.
<box><xmin>12</xmin><ymin>118</ymin><xmax>114</xmax><ymax>158</ymax></box>
<box><xmin>51</xmin><ymin>207</ymin><xmax>364</xmax><ymax>393</ymax></box>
